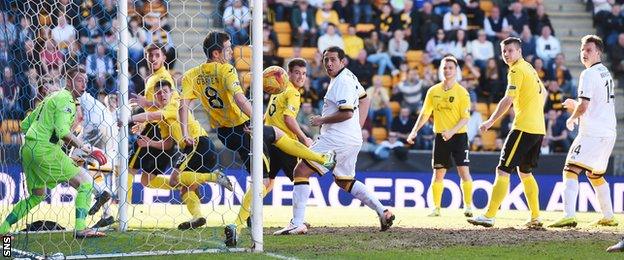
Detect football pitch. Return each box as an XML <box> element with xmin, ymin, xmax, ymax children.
<box><xmin>8</xmin><ymin>205</ymin><xmax>624</xmax><ymax>259</ymax></box>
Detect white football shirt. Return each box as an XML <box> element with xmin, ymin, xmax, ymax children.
<box><xmin>319</xmin><ymin>68</ymin><xmax>366</xmax><ymax>146</ymax></box>
<box><xmin>577</xmin><ymin>63</ymin><xmax>616</xmax><ymax>137</ymax></box>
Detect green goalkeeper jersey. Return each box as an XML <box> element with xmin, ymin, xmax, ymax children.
<box><xmin>21</xmin><ymin>89</ymin><xmax>77</xmax><ymax>145</ymax></box>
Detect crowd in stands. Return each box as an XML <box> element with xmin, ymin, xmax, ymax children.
<box><xmin>0</xmin><ymin>0</ymin><xmax>173</xmax><ymax>122</ymax></box>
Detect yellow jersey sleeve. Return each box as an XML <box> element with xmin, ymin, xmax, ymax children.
<box><xmin>283</xmin><ymin>88</ymin><xmax>301</xmax><ymax>118</ymax></box>
<box><xmin>222</xmin><ymin>64</ymin><xmax>243</xmax><ymax>95</ymax></box>
<box><xmin>459</xmin><ymin>89</ymin><xmax>471</xmax><ymax>120</ymax></box>
<box><xmin>421</xmin><ymin>87</ymin><xmax>435</xmax><ymax>116</ymax></box>
<box><xmin>181</xmin><ymin>70</ymin><xmax>199</xmax><ymax>100</ymax></box>
<box><xmin>505</xmin><ymin>67</ymin><xmax>522</xmax><ymax>98</ymax></box>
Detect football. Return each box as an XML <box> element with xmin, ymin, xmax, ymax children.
<box><xmin>263</xmin><ymin>66</ymin><xmax>289</xmax><ymax>94</ymax></box>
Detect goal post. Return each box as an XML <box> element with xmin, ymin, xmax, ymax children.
<box><xmin>250</xmin><ymin>0</ymin><xmax>264</xmax><ymax>252</ymax></box>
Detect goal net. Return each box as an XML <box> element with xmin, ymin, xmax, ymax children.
<box><xmin>0</xmin><ymin>0</ymin><xmax>263</xmax><ymax>257</ymax></box>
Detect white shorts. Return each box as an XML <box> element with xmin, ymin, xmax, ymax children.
<box><xmin>565</xmin><ymin>135</ymin><xmax>615</xmax><ymax>174</ymax></box>
<box><xmin>304</xmin><ymin>137</ymin><xmax>361</xmax><ymax>180</ymax></box>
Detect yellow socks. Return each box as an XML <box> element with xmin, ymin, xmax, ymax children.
<box><xmin>147</xmin><ymin>175</ymin><xmax>175</xmax><ymax>190</ymax></box>
<box><xmin>273</xmin><ymin>135</ymin><xmax>325</xmax><ymax>164</ymax></box>
<box><xmin>235</xmin><ymin>186</ymin><xmax>268</xmax><ymax>232</ymax></box>
<box><xmin>431</xmin><ymin>181</ymin><xmax>443</xmax><ymax>209</ymax></box>
<box><xmin>127</xmin><ymin>174</ymin><xmax>134</xmax><ymax>202</ymax></box>
<box><xmin>179</xmin><ymin>171</ymin><xmax>219</xmax><ymax>186</ymax></box>
<box><xmin>182</xmin><ymin>192</ymin><xmax>202</xmax><ymax>219</ymax></box>
<box><xmin>461</xmin><ymin>180</ymin><xmax>473</xmax><ymax>208</ymax></box>
<box><xmin>485</xmin><ymin>175</ymin><xmax>510</xmax><ymax>218</ymax></box>
<box><xmin>521</xmin><ymin>175</ymin><xmax>540</xmax><ymax>219</ymax></box>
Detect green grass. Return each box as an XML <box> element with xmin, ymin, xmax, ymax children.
<box><xmin>8</xmin><ymin>206</ymin><xmax>624</xmax><ymax>259</ymax></box>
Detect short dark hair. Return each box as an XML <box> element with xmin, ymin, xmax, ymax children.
<box><xmin>203</xmin><ymin>30</ymin><xmax>230</xmax><ymax>59</ymax></box>
<box><xmin>500</xmin><ymin>37</ymin><xmax>522</xmax><ymax>48</ymax></box>
<box><xmin>322</xmin><ymin>46</ymin><xmax>346</xmax><ymax>60</ymax></box>
<box><xmin>581</xmin><ymin>34</ymin><xmax>604</xmax><ymax>52</ymax></box>
<box><xmin>145</xmin><ymin>42</ymin><xmax>166</xmax><ymax>54</ymax></box>
<box><xmin>154</xmin><ymin>80</ymin><xmax>172</xmax><ymax>90</ymax></box>
<box><xmin>66</xmin><ymin>65</ymin><xmax>86</xmax><ymax>80</ymax></box>
<box><xmin>441</xmin><ymin>55</ymin><xmax>458</xmax><ymax>66</ymax></box>
<box><xmin>287</xmin><ymin>58</ymin><xmax>307</xmax><ymax>72</ymax></box>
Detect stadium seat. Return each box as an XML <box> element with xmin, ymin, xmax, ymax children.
<box><xmin>277</xmin><ymin>33</ymin><xmax>292</xmax><ymax>46</ymax></box>
<box><xmin>481</xmin><ymin>131</ymin><xmax>498</xmax><ymax>150</ymax></box>
<box><xmin>0</xmin><ymin>120</ymin><xmax>20</xmax><ymax>134</ymax></box>
<box><xmin>300</xmin><ymin>47</ymin><xmax>317</xmax><ymax>60</ymax></box>
<box><xmin>381</xmin><ymin>75</ymin><xmax>393</xmax><ymax>88</ymax></box>
<box><xmin>233</xmin><ymin>46</ymin><xmax>252</xmax><ymax>60</ymax></box>
<box><xmin>338</xmin><ymin>23</ymin><xmax>349</xmax><ymax>35</ymax></box>
<box><xmin>406</xmin><ymin>50</ymin><xmax>423</xmax><ymax>63</ymax></box>
<box><xmin>277</xmin><ymin>47</ymin><xmax>294</xmax><ymax>59</ymax></box>
<box><xmin>480</xmin><ymin>1</ymin><xmax>494</xmax><ymax>15</ymax></box>
<box><xmin>476</xmin><ymin>102</ymin><xmax>489</xmax><ymax>119</ymax></box>
<box><xmin>235</xmin><ymin>58</ymin><xmax>251</xmax><ymax>71</ymax></box>
<box><xmin>273</xmin><ymin>22</ymin><xmax>292</xmax><ymax>34</ymax></box>
<box><xmin>390</xmin><ymin>101</ymin><xmax>401</xmax><ymax>117</ymax></box>
<box><xmin>356</xmin><ymin>23</ymin><xmax>376</xmax><ymax>33</ymax></box>
<box><xmin>371</xmin><ymin>127</ymin><xmax>387</xmax><ymax>143</ymax></box>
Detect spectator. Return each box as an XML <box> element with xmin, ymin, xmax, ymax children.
<box><xmin>223</xmin><ymin>0</ymin><xmax>251</xmax><ymax>46</ymax></box>
<box><xmin>20</xmin><ymin>68</ymin><xmax>38</xmax><ymax>113</ymax></box>
<box><xmin>413</xmin><ymin>2</ymin><xmax>442</xmax><ymax>50</ymax></box>
<box><xmin>128</xmin><ymin>17</ymin><xmax>148</xmax><ymax>67</ymax></box>
<box><xmin>499</xmin><ymin>109</ymin><xmax>514</xmax><ymax>138</ymax></box>
<box><xmin>391</xmin><ymin>108</ymin><xmax>417</xmax><ymax>143</ymax></box>
<box><xmin>352</xmin><ymin>0</ymin><xmax>374</xmax><ymax>24</ymax></box>
<box><xmin>544</xmin><ymin>80</ymin><xmax>566</xmax><ymax>112</ymax></box>
<box><xmin>86</xmin><ymin>43</ymin><xmax>115</xmax><ymax>96</ymax></box>
<box><xmin>0</xmin><ymin>67</ymin><xmax>23</xmax><ymax>119</ymax></box>
<box><xmin>426</xmin><ymin>29</ymin><xmax>450</xmax><ymax>64</ymax></box>
<box><xmin>532</xmin><ymin>57</ymin><xmax>549</xmax><ymax>83</ymax></box>
<box><xmin>300</xmin><ymin>76</ymin><xmax>321</xmax><ymax>110</ymax></box>
<box><xmin>273</xmin><ymin>0</ymin><xmax>295</xmax><ymax>21</ymax></box>
<box><xmin>367</xmin><ymin>76</ymin><xmax>394</xmax><ymax>129</ymax></box>
<box><xmin>309</xmin><ymin>50</ymin><xmax>329</xmax><ymax>92</ymax></box>
<box><xmin>420</xmin><ymin>53</ymin><xmax>439</xmax><ymax>87</ymax></box>
<box><xmin>65</xmin><ymin>41</ymin><xmax>84</xmax><ymax>69</ymax></box>
<box><xmin>0</xmin><ymin>11</ymin><xmax>17</xmax><ymax>47</ymax></box>
<box><xmin>263</xmin><ymin>27</ymin><xmax>284</xmax><ymax>68</ymax></box>
<box><xmin>365</xmin><ymin>31</ymin><xmax>400</xmax><ymax>75</ymax></box>
<box><xmin>469</xmin><ymin>30</ymin><xmax>495</xmax><ymax>69</ymax></box>
<box><xmin>483</xmin><ymin>5</ymin><xmax>510</xmax><ymax>42</ymax></box>
<box><xmin>471</xmin><ymin>135</ymin><xmax>484</xmax><ymax>151</ymax></box>
<box><xmin>448</xmin><ymin>29</ymin><xmax>468</xmax><ymax>61</ymax></box>
<box><xmin>461</xmin><ymin>54</ymin><xmax>481</xmax><ymax>97</ymax></box>
<box><xmin>374</xmin><ymin>132</ymin><xmax>407</xmax><ymax>160</ymax></box>
<box><xmin>343</xmin><ymin>25</ymin><xmax>364</xmax><ymax>59</ymax></box>
<box><xmin>79</xmin><ymin>15</ymin><xmax>103</xmax><ymax>54</ymax></box>
<box><xmin>458</xmin><ymin>0</ymin><xmax>485</xmax><ymax>27</ymax></box>
<box><xmin>600</xmin><ymin>5</ymin><xmax>624</xmax><ymax>46</ymax></box>
<box><xmin>398</xmin><ymin>1</ymin><xmax>414</xmax><ymax>44</ymax></box>
<box><xmin>433</xmin><ymin>0</ymin><xmax>453</xmax><ymax>16</ymax></box>
<box><xmin>51</xmin><ymin>13</ymin><xmax>77</xmax><ymax>51</ymax></box>
<box><xmin>388</xmin><ymin>30</ymin><xmax>409</xmax><ymax>67</ymax></box>
<box><xmin>536</xmin><ymin>25</ymin><xmax>560</xmax><ymax>67</ymax></box>
<box><xmin>378</xmin><ymin>4</ymin><xmax>396</xmax><ymax>40</ymax></box>
<box><xmin>443</xmin><ymin>3</ymin><xmax>468</xmax><ymax>32</ymax></box>
<box><xmin>479</xmin><ymin>58</ymin><xmax>504</xmax><ymax>103</ymax></box>
<box><xmin>529</xmin><ymin>4</ymin><xmax>553</xmax><ymax>37</ymax></box>
<box><xmin>520</xmin><ymin>25</ymin><xmax>537</xmax><ymax>59</ymax></box>
<box><xmin>316</xmin><ymin>0</ymin><xmax>339</xmax><ymax>33</ymax></box>
<box><xmin>97</xmin><ymin>0</ymin><xmax>117</xmax><ymax>30</ymax></box>
<box><xmin>296</xmin><ymin>102</ymin><xmax>320</xmax><ymax>138</ymax></box>
<box><xmin>349</xmin><ymin>50</ymin><xmax>375</xmax><ymax>87</ymax></box>
<box><xmin>466</xmin><ymin>102</ymin><xmax>483</xmax><ymax>143</ymax></box>
<box><xmin>17</xmin><ymin>16</ymin><xmax>35</xmax><ymax>45</ymax></box>
<box><xmin>550</xmin><ymin>53</ymin><xmax>573</xmax><ymax>96</ymax></box>
<box><xmin>361</xmin><ymin>129</ymin><xmax>378</xmax><ymax>153</ymax></box>
<box><xmin>291</xmin><ymin>1</ymin><xmax>318</xmax><ymax>47</ymax></box>
<box><xmin>545</xmin><ymin>109</ymin><xmax>569</xmax><ymax>153</ymax></box>
<box><xmin>610</xmin><ymin>33</ymin><xmax>624</xmax><ymax>88</ymax></box>
<box><xmin>417</xmin><ymin>119</ymin><xmax>435</xmax><ymax>150</ymax></box>
<box><xmin>317</xmin><ymin>23</ymin><xmax>344</xmax><ymax>53</ymax></box>
<box><xmin>40</xmin><ymin>39</ymin><xmax>64</xmax><ymax>75</ymax></box>
<box><xmin>396</xmin><ymin>68</ymin><xmax>425</xmax><ymax>112</ymax></box>
<box><xmin>506</xmin><ymin>2</ymin><xmax>529</xmax><ymax>36</ymax></box>
<box><xmin>332</xmin><ymin>0</ymin><xmax>353</xmax><ymax>24</ymax></box>
<box><xmin>593</xmin><ymin>0</ymin><xmax>614</xmax><ymax>15</ymax></box>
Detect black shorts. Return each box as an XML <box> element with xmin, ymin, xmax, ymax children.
<box><xmin>498</xmin><ymin>129</ymin><xmax>544</xmax><ymax>173</ymax></box>
<box><xmin>432</xmin><ymin>133</ymin><xmax>470</xmax><ymax>169</ymax></box>
<box><xmin>175</xmin><ymin>136</ymin><xmax>217</xmax><ymax>173</ymax></box>
<box><xmin>216</xmin><ymin>122</ymin><xmax>276</xmax><ymax>178</ymax></box>
<box><xmin>267</xmin><ymin>144</ymin><xmax>298</xmax><ymax>181</ymax></box>
<box><xmin>129</xmin><ymin>122</ymin><xmax>177</xmax><ymax>175</ymax></box>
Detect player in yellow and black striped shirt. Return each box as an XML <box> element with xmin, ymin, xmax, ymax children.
<box><xmin>179</xmin><ymin>31</ymin><xmax>335</xmax><ymax>247</ymax></box>
<box><xmin>406</xmin><ymin>56</ymin><xmax>474</xmax><ymax>218</ymax></box>
<box><xmin>468</xmin><ymin>37</ymin><xmax>547</xmax><ymax>228</ymax></box>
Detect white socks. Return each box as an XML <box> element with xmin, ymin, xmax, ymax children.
<box><xmin>595</xmin><ymin>183</ymin><xmax>614</xmax><ymax>219</ymax></box>
<box><xmin>292</xmin><ymin>184</ymin><xmax>311</xmax><ymax>226</ymax></box>
<box><xmin>563</xmin><ymin>178</ymin><xmax>579</xmax><ymax>218</ymax></box>
<box><xmin>350</xmin><ymin>181</ymin><xmax>385</xmax><ymax>216</ymax></box>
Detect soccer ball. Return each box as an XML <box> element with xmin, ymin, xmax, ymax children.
<box><xmin>263</xmin><ymin>66</ymin><xmax>289</xmax><ymax>94</ymax></box>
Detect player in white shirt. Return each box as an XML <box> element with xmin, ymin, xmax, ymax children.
<box><xmin>549</xmin><ymin>35</ymin><xmax>618</xmax><ymax>228</ymax></box>
<box><xmin>274</xmin><ymin>46</ymin><xmax>395</xmax><ymax>235</ymax></box>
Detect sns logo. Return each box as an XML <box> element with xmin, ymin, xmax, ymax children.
<box><xmin>2</xmin><ymin>236</ymin><xmax>10</xmax><ymax>257</ymax></box>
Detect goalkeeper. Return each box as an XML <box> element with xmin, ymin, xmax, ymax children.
<box><xmin>0</xmin><ymin>66</ymin><xmax>107</xmax><ymax>238</ymax></box>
